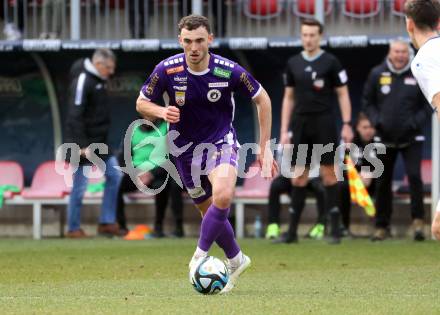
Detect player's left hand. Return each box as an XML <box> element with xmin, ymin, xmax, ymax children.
<box><xmin>137</xmin><ymin>171</ymin><xmax>154</xmax><ymax>187</ymax></box>
<box><xmin>257</xmin><ymin>147</ymin><xmax>278</xmax><ymax>179</ymax></box>
<box><xmin>341</xmin><ymin>124</ymin><xmax>354</xmax><ymax>143</ymax></box>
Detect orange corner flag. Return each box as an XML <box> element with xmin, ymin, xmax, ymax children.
<box><xmin>345</xmin><ymin>155</ymin><xmax>376</xmax><ymax>217</ymax></box>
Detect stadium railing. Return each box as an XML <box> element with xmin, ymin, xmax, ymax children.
<box><xmin>1</xmin><ymin>0</ymin><xmax>407</xmax><ymax>41</ymax></box>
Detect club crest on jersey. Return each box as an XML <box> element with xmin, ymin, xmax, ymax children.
<box><xmin>313</xmin><ymin>79</ymin><xmax>324</xmax><ymax>90</ymax></box>
<box><xmin>381</xmin><ymin>85</ymin><xmax>391</xmax><ymax>95</ymax></box>
<box><xmin>175</xmin><ymin>91</ymin><xmax>185</xmax><ymax>106</ymax></box>
<box><xmin>207</xmin><ymin>89</ymin><xmax>221</xmax><ymax>102</ymax></box>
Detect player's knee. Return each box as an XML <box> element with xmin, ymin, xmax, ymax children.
<box><xmin>292</xmin><ymin>172</ymin><xmax>308</xmax><ymax>187</ymax></box>
<box><xmin>321</xmin><ymin>168</ymin><xmax>337</xmax><ymax>186</ymax></box>
<box><xmin>212</xmin><ymin>187</ymin><xmax>234</xmax><ymax>208</ymax></box>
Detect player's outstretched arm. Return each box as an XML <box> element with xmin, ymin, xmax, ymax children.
<box><xmin>136</xmin><ymin>96</ymin><xmax>180</xmax><ymax>123</ymax></box>
<box><xmin>280</xmin><ymin>87</ymin><xmax>295</xmax><ymax>145</ymax></box>
<box><xmin>336</xmin><ymin>85</ymin><xmax>354</xmax><ymax>143</ymax></box>
<box><xmin>253</xmin><ymin>88</ymin><xmax>278</xmax><ymax>178</ymax></box>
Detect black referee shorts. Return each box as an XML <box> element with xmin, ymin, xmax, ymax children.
<box><xmin>289</xmin><ymin>112</ymin><xmax>338</xmax><ymax>167</ymax></box>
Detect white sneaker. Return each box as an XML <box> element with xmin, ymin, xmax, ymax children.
<box><xmin>188</xmin><ymin>255</ymin><xmax>206</xmax><ymax>271</ymax></box>
<box><xmin>220</xmin><ymin>254</ymin><xmax>251</xmax><ymax>294</ymax></box>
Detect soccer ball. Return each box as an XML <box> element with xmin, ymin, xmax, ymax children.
<box><xmin>189</xmin><ymin>256</ymin><xmax>229</xmax><ymax>294</ymax></box>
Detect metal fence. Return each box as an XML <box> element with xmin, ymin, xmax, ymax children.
<box><xmin>1</xmin><ymin>0</ymin><xmax>407</xmax><ymax>40</ymax></box>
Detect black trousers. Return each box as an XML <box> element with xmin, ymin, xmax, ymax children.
<box><xmin>375</xmin><ymin>142</ymin><xmax>424</xmax><ymax>229</ymax></box>
<box><xmin>267</xmin><ymin>176</ymin><xmax>326</xmax><ymax>225</ymax></box>
<box><xmin>116</xmin><ymin>171</ymin><xmax>183</xmax><ymax>231</ymax></box>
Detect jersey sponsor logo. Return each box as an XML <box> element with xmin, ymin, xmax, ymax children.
<box><xmin>145</xmin><ymin>73</ymin><xmax>159</xmax><ymax>95</ymax></box>
<box><xmin>380</xmin><ymin>76</ymin><xmax>392</xmax><ymax>85</ymax></box>
<box><xmin>175</xmin><ymin>91</ymin><xmax>185</xmax><ymax>106</ymax></box>
<box><xmin>173</xmin><ymin>85</ymin><xmax>187</xmax><ymax>91</ymax></box>
<box><xmin>173</xmin><ymin>75</ymin><xmax>187</xmax><ymax>83</ymax></box>
<box><xmin>207</xmin><ymin>89</ymin><xmax>222</xmax><ymax>102</ymax></box>
<box><xmin>404</xmin><ymin>77</ymin><xmax>417</xmax><ymax>86</ymax></box>
<box><xmin>166</xmin><ymin>65</ymin><xmax>184</xmax><ymax>75</ymax></box>
<box><xmin>338</xmin><ymin>70</ymin><xmax>348</xmax><ymax>84</ymax></box>
<box><xmin>213</xmin><ymin>67</ymin><xmax>232</xmax><ymax>79</ymax></box>
<box><xmin>187</xmin><ymin>186</ymin><xmax>206</xmax><ymax>199</ymax></box>
<box><xmin>381</xmin><ymin>85</ymin><xmax>391</xmax><ymax>95</ymax></box>
<box><xmin>208</xmin><ymin>82</ymin><xmax>229</xmax><ymax>88</ymax></box>
<box><xmin>240</xmin><ymin>72</ymin><xmax>254</xmax><ymax>93</ymax></box>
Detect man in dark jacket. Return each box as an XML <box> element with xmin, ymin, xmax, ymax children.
<box><xmin>363</xmin><ymin>39</ymin><xmax>432</xmax><ymax>241</ymax></box>
<box><xmin>65</xmin><ymin>49</ymin><xmax>122</xmax><ymax>238</ymax></box>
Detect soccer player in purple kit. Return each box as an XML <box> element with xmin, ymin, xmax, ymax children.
<box><xmin>136</xmin><ymin>15</ymin><xmax>278</xmax><ymax>292</ymax></box>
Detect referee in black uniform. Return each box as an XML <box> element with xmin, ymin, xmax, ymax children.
<box><xmin>277</xmin><ymin>19</ymin><xmax>353</xmax><ymax>244</ymax></box>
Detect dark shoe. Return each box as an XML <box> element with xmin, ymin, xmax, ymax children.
<box><xmin>66</xmin><ymin>229</ymin><xmax>87</xmax><ymax>239</ymax></box>
<box><xmin>371</xmin><ymin>228</ymin><xmax>387</xmax><ymax>242</ymax></box>
<box><xmin>327</xmin><ymin>236</ymin><xmax>341</xmax><ymax>245</ymax></box>
<box><xmin>413</xmin><ymin>219</ymin><xmax>425</xmax><ymax>241</ymax></box>
<box><xmin>272</xmin><ymin>232</ymin><xmax>298</xmax><ymax>244</ymax></box>
<box><xmin>328</xmin><ymin>208</ymin><xmax>341</xmax><ymax>245</ymax></box>
<box><xmin>118</xmin><ymin>228</ymin><xmax>129</xmax><ymax>237</ymax></box>
<box><xmin>171</xmin><ymin>227</ymin><xmax>184</xmax><ymax>238</ymax></box>
<box><xmin>151</xmin><ymin>230</ymin><xmax>166</xmax><ymax>238</ymax></box>
<box><xmin>97</xmin><ymin>223</ymin><xmax>120</xmax><ymax>237</ymax></box>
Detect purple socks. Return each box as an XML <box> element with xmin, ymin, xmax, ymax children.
<box><xmin>197</xmin><ymin>204</ymin><xmax>241</xmax><ymax>259</ymax></box>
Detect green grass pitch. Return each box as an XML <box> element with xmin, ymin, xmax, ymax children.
<box><xmin>0</xmin><ymin>238</ymin><xmax>439</xmax><ymax>314</ymax></box>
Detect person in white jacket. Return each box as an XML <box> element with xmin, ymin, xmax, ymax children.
<box><xmin>405</xmin><ymin>0</ymin><xmax>440</xmax><ymax>240</ymax></box>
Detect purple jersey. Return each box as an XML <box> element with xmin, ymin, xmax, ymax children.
<box><xmin>139</xmin><ymin>53</ymin><xmax>262</xmax><ymax>148</ymax></box>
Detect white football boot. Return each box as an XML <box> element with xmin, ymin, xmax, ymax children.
<box><xmin>220</xmin><ymin>253</ymin><xmax>251</xmax><ymax>294</ymax></box>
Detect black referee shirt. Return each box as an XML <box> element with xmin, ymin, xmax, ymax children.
<box><xmin>283</xmin><ymin>50</ymin><xmax>348</xmax><ymax>114</ymax></box>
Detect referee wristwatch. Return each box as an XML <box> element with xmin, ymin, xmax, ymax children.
<box><xmin>343</xmin><ymin>121</ymin><xmax>352</xmax><ymax>126</ymax></box>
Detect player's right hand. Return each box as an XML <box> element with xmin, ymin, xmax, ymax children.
<box><xmin>279</xmin><ymin>131</ymin><xmax>290</xmax><ymax>145</ymax></box>
<box><xmin>162</xmin><ymin>106</ymin><xmax>180</xmax><ymax>123</ymax></box>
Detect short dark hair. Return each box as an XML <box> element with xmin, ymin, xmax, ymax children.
<box><xmin>356</xmin><ymin>112</ymin><xmax>371</xmax><ymax>125</ymax></box>
<box><xmin>405</xmin><ymin>0</ymin><xmax>440</xmax><ymax>31</ymax></box>
<box><xmin>178</xmin><ymin>14</ymin><xmax>211</xmax><ymax>34</ymax></box>
<box><xmin>301</xmin><ymin>18</ymin><xmax>324</xmax><ymax>34</ymax></box>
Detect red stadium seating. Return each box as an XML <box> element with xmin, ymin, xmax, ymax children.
<box><xmin>421</xmin><ymin>159</ymin><xmax>432</xmax><ymax>184</ymax></box>
<box><xmin>22</xmin><ymin>161</ymin><xmax>72</xmax><ymax>199</ymax></box>
<box><xmin>294</xmin><ymin>0</ymin><xmax>332</xmax><ymax>18</ymax></box>
<box><xmin>0</xmin><ymin>161</ymin><xmax>24</xmax><ymax>199</ymax></box>
<box><xmin>343</xmin><ymin>0</ymin><xmax>381</xmax><ymax>18</ymax></box>
<box><xmin>235</xmin><ymin>162</ymin><xmax>272</xmax><ymax>198</ymax></box>
<box><xmin>244</xmin><ymin>0</ymin><xmax>283</xmax><ymax>19</ymax></box>
<box><xmin>398</xmin><ymin>160</ymin><xmax>432</xmax><ymax>195</ymax></box>
<box><xmin>392</xmin><ymin>0</ymin><xmax>407</xmax><ymax>17</ymax></box>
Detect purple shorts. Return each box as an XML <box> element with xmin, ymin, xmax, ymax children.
<box><xmin>173</xmin><ymin>132</ymin><xmax>239</xmax><ymax>204</ymax></box>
